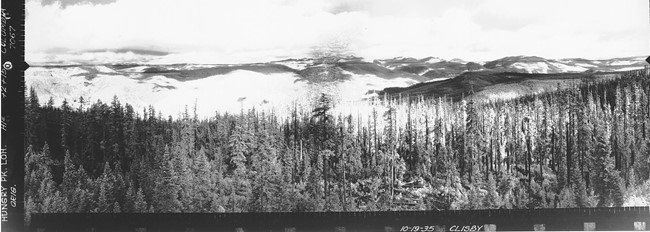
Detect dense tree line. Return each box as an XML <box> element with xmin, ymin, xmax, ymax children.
<box><xmin>24</xmin><ymin>70</ymin><xmax>650</xmax><ymax>222</ymax></box>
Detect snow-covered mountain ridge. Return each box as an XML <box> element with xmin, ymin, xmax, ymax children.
<box><xmin>27</xmin><ymin>55</ymin><xmax>647</xmax><ymax>117</ymax></box>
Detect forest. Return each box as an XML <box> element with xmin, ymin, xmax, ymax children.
<box><xmin>24</xmin><ymin>70</ymin><xmax>650</xmax><ymax>223</ymax></box>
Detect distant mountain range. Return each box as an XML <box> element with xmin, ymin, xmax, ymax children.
<box><xmin>27</xmin><ymin>53</ymin><xmax>648</xmax><ymax>116</ymax></box>
<box><xmin>378</xmin><ymin>55</ymin><xmax>647</xmax><ymax>101</ymax></box>
<box><xmin>381</xmin><ymin>71</ymin><xmax>621</xmax><ymax>102</ymax></box>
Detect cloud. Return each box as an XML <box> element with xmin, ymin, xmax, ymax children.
<box><xmin>473</xmin><ymin>11</ymin><xmax>535</xmax><ymax>32</ymax></box>
<box><xmin>27</xmin><ymin>0</ymin><xmax>649</xmax><ymax>64</ymax></box>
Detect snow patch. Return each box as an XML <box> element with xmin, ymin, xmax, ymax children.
<box><xmin>575</xmin><ymin>63</ymin><xmax>597</xmax><ymax>68</ymax></box>
<box><xmin>552</xmin><ymin>62</ymin><xmax>588</xmax><ymax>72</ymax></box>
<box><xmin>610</xmin><ymin>60</ymin><xmax>636</xmax><ymax>66</ymax></box>
<box><xmin>178</xmin><ymin>64</ymin><xmax>220</xmax><ymax>70</ymax></box>
<box><xmin>95</xmin><ymin>66</ymin><xmax>115</xmax><ymax>73</ymax></box>
<box><xmin>419</xmin><ymin>68</ymin><xmax>431</xmax><ymax>76</ymax></box>
<box><xmin>512</xmin><ymin>62</ymin><xmax>550</xmax><ymax>73</ymax></box>
<box><xmin>449</xmin><ymin>58</ymin><xmax>467</xmax><ymax>64</ymax></box>
<box><xmin>423</xmin><ymin>57</ymin><xmax>444</xmax><ymax>64</ymax></box>
<box><xmin>424</xmin><ymin>77</ymin><xmax>452</xmax><ymax>83</ymax></box>
<box><xmin>336</xmin><ymin>71</ymin><xmax>417</xmax><ymax>101</ymax></box>
<box><xmin>484</xmin><ymin>92</ymin><xmax>520</xmax><ymax>100</ymax></box>
<box><xmin>160</xmin><ymin>70</ymin><xmax>308</xmax><ymax>116</ymax></box>
<box><xmin>120</xmin><ymin>66</ymin><xmax>151</xmax><ymax>73</ymax></box>
<box><xmin>271</xmin><ymin>60</ymin><xmax>311</xmax><ymax>70</ymax></box>
<box><xmin>614</xmin><ymin>67</ymin><xmax>644</xmax><ymax>72</ymax></box>
<box><xmin>511</xmin><ymin>61</ymin><xmax>587</xmax><ymax>73</ymax></box>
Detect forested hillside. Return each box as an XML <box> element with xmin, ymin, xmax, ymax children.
<box><xmin>24</xmin><ymin>70</ymin><xmax>650</xmax><ymax>223</ymax></box>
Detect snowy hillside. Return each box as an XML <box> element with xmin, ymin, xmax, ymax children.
<box><xmin>26</xmin><ymin>63</ymin><xmax>419</xmax><ymax>118</ymax></box>
<box><xmin>26</xmin><ymin>54</ymin><xmax>648</xmax><ymax>118</ymax></box>
<box><xmin>484</xmin><ymin>56</ymin><xmax>647</xmax><ymax>74</ymax></box>
<box><xmin>27</xmin><ymin>67</ymin><xmax>309</xmax><ymax>117</ymax></box>
<box><xmin>483</xmin><ymin>56</ymin><xmax>587</xmax><ymax>73</ymax></box>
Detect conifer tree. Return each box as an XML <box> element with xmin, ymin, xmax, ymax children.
<box><xmin>98</xmin><ymin>162</ymin><xmax>116</xmax><ymax>213</ymax></box>
<box><xmin>124</xmin><ymin>185</ymin><xmax>136</xmax><ymax>213</ymax></box>
<box><xmin>465</xmin><ymin>100</ymin><xmax>482</xmax><ymax>183</ymax></box>
<box><xmin>593</xmin><ymin>115</ymin><xmax>625</xmax><ymax>207</ymax></box>
<box><xmin>483</xmin><ymin>173</ymin><xmax>501</xmax><ymax>208</ymax></box>
<box><xmin>192</xmin><ymin>149</ymin><xmax>214</xmax><ymax>212</ymax></box>
<box><xmin>134</xmin><ymin>188</ymin><xmax>148</xmax><ymax>213</ymax></box>
<box><xmin>153</xmin><ymin>147</ymin><xmax>182</xmax><ymax>212</ymax></box>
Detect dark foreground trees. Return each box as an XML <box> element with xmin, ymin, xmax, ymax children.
<box><xmin>24</xmin><ymin>70</ymin><xmax>650</xmax><ymax>219</ymax></box>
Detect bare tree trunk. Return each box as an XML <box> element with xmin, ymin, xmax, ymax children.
<box><xmin>566</xmin><ymin>120</ymin><xmax>572</xmax><ymax>187</ymax></box>
<box><xmin>341</xmin><ymin>126</ymin><xmax>347</xmax><ymax>211</ymax></box>
<box><xmin>551</xmin><ymin>127</ymin><xmax>556</xmax><ymax>172</ymax></box>
<box><xmin>374</xmin><ymin>109</ymin><xmax>378</xmax><ymax>169</ymax></box>
<box><xmin>390</xmin><ymin>157</ymin><xmax>394</xmax><ymax>210</ymax></box>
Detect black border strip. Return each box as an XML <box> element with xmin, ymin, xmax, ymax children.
<box><xmin>30</xmin><ymin>207</ymin><xmax>650</xmax><ymax>231</ymax></box>
<box><xmin>1</xmin><ymin>0</ymin><xmax>26</xmax><ymax>231</ymax></box>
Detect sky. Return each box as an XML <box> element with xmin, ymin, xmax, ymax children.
<box><xmin>26</xmin><ymin>0</ymin><xmax>649</xmax><ymax>64</ymax></box>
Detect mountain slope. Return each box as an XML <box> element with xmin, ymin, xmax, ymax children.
<box><xmin>381</xmin><ymin>70</ymin><xmax>625</xmax><ymax>101</ymax></box>
<box><xmin>483</xmin><ymin>56</ymin><xmax>589</xmax><ymax>73</ymax></box>
<box><xmin>482</xmin><ymin>56</ymin><xmax>648</xmax><ymax>74</ymax></box>
<box><xmin>26</xmin><ymin>55</ymin><xmax>648</xmax><ymax>117</ymax></box>
<box><xmin>374</xmin><ymin>57</ymin><xmax>486</xmax><ymax>79</ymax></box>
<box><xmin>26</xmin><ymin>61</ymin><xmax>422</xmax><ymax>117</ymax></box>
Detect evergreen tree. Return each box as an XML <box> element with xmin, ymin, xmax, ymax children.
<box><xmin>483</xmin><ymin>173</ymin><xmax>501</xmax><ymax>208</ymax></box>
<box><xmin>191</xmin><ymin>149</ymin><xmax>214</xmax><ymax>212</ymax></box>
<box><xmin>464</xmin><ymin>100</ymin><xmax>482</xmax><ymax>183</ymax></box>
<box><xmin>134</xmin><ymin>188</ymin><xmax>148</xmax><ymax>213</ymax></box>
<box><xmin>249</xmin><ymin>128</ymin><xmax>282</xmax><ymax>212</ymax></box>
<box><xmin>228</xmin><ymin>122</ymin><xmax>250</xmax><ymax>177</ymax></box>
<box><xmin>113</xmin><ymin>202</ymin><xmax>122</xmax><ymax>213</ymax></box>
<box><xmin>98</xmin><ymin>162</ymin><xmax>116</xmax><ymax>213</ymax></box>
<box><xmin>61</xmin><ymin>151</ymin><xmax>77</xmax><ymax>196</ymax></box>
<box><xmin>558</xmin><ymin>187</ymin><xmax>576</xmax><ymax>208</ymax></box>
<box><xmin>210</xmin><ymin>192</ymin><xmax>226</xmax><ymax>213</ymax></box>
<box><xmin>42</xmin><ymin>190</ymin><xmax>69</xmax><ymax>213</ymax></box>
<box><xmin>152</xmin><ymin>147</ymin><xmax>182</xmax><ymax>212</ymax></box>
<box><xmin>125</xmin><ymin>185</ymin><xmax>136</xmax><ymax>213</ymax></box>
<box><xmin>593</xmin><ymin>115</ymin><xmax>626</xmax><ymax>207</ymax></box>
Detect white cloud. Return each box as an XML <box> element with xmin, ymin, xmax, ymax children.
<box><xmin>27</xmin><ymin>0</ymin><xmax>649</xmax><ymax>64</ymax></box>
